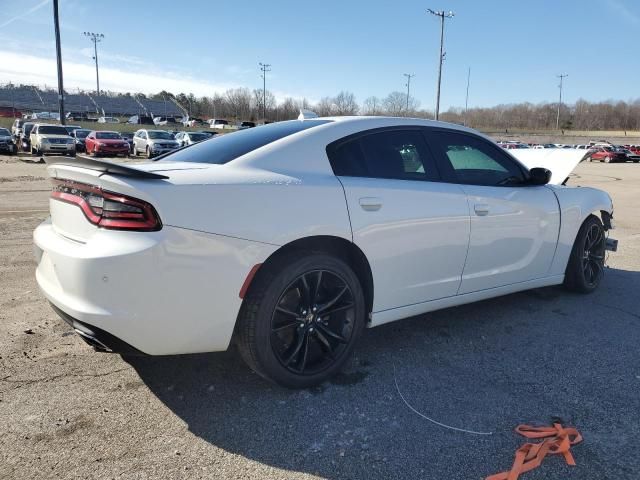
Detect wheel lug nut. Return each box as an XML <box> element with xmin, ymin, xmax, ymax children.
<box><xmin>299</xmin><ymin>323</ymin><xmax>304</xmax><ymax>328</ymax></box>
<box><xmin>309</xmin><ymin>327</ymin><xmax>314</xmax><ymax>332</ymax></box>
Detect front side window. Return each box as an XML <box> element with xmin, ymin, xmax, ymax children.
<box><xmin>427</xmin><ymin>131</ymin><xmax>525</xmax><ymax>186</ymax></box>
<box><xmin>328</xmin><ymin>129</ymin><xmax>438</xmax><ymax>181</ymax></box>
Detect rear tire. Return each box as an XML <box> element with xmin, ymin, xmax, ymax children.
<box><xmin>564</xmin><ymin>215</ymin><xmax>606</xmax><ymax>294</ymax></box>
<box><xmin>236</xmin><ymin>252</ymin><xmax>366</xmax><ymax>389</ymax></box>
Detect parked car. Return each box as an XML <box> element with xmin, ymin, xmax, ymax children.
<box><xmin>127</xmin><ymin>115</ymin><xmax>155</xmax><ymax>125</ymax></box>
<box><xmin>18</xmin><ymin>122</ymin><xmax>35</xmax><ymax>152</ymax></box>
<box><xmin>153</xmin><ymin>116</ymin><xmax>178</xmax><ymax>126</ymax></box>
<box><xmin>238</xmin><ymin>121</ymin><xmax>256</xmax><ymax>129</ymax></box>
<box><xmin>29</xmin><ymin>123</ymin><xmax>75</xmax><ymax>156</ymax></box>
<box><xmin>34</xmin><ymin>116</ymin><xmax>617</xmax><ymax>388</ymax></box>
<box><xmin>0</xmin><ymin>127</ymin><xmax>16</xmax><ymax>154</ymax></box>
<box><xmin>120</xmin><ymin>132</ymin><xmax>135</xmax><ymax>153</ymax></box>
<box><xmin>70</xmin><ymin>128</ymin><xmax>91</xmax><ymax>152</ymax></box>
<box><xmin>63</xmin><ymin>125</ymin><xmax>82</xmax><ymax>135</ymax></box>
<box><xmin>66</xmin><ymin>111</ymin><xmax>89</xmax><ymax>121</ymax></box>
<box><xmin>85</xmin><ymin>131</ymin><xmax>130</xmax><ymax>157</ymax></box>
<box><xmin>616</xmin><ymin>147</ymin><xmax>640</xmax><ymax>163</ymax></box>
<box><xmin>183</xmin><ymin>118</ymin><xmax>206</xmax><ymax>127</ymax></box>
<box><xmin>588</xmin><ymin>146</ymin><xmax>627</xmax><ymax>163</ymax></box>
<box><xmin>174</xmin><ymin>131</ymin><xmax>211</xmax><ymax>147</ymax></box>
<box><xmin>208</xmin><ymin>118</ymin><xmax>230</xmax><ymax>129</ymax></box>
<box><xmin>97</xmin><ymin>116</ymin><xmax>120</xmax><ymax>124</ymax></box>
<box><xmin>131</xmin><ymin>129</ymin><xmax>179</xmax><ymax>158</ymax></box>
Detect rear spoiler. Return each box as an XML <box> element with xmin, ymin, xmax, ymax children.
<box><xmin>43</xmin><ymin>156</ymin><xmax>169</xmax><ymax>180</ymax></box>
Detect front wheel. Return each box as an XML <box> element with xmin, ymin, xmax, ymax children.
<box><xmin>564</xmin><ymin>215</ymin><xmax>606</xmax><ymax>293</ymax></box>
<box><xmin>237</xmin><ymin>252</ymin><xmax>366</xmax><ymax>388</ymax></box>
<box><xmin>146</xmin><ymin>146</ymin><xmax>152</xmax><ymax>159</ymax></box>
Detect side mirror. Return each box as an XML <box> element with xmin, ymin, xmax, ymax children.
<box><xmin>528</xmin><ymin>167</ymin><xmax>552</xmax><ymax>185</ymax></box>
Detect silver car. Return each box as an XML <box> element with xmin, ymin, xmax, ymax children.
<box><xmin>132</xmin><ymin>129</ymin><xmax>179</xmax><ymax>158</ymax></box>
<box><xmin>174</xmin><ymin>131</ymin><xmax>212</xmax><ymax>147</ymax></box>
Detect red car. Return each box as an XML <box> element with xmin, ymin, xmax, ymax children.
<box><xmin>85</xmin><ymin>131</ymin><xmax>130</xmax><ymax>157</ymax></box>
<box><xmin>588</xmin><ymin>146</ymin><xmax>627</xmax><ymax>163</ymax></box>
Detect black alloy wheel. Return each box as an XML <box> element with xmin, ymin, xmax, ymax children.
<box><xmin>565</xmin><ymin>215</ymin><xmax>606</xmax><ymax>293</ymax></box>
<box><xmin>237</xmin><ymin>252</ymin><xmax>366</xmax><ymax>388</ymax></box>
<box><xmin>581</xmin><ymin>222</ymin><xmax>605</xmax><ymax>288</ymax></box>
<box><xmin>270</xmin><ymin>270</ymin><xmax>356</xmax><ymax>376</ymax></box>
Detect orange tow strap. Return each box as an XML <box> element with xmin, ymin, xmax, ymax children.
<box><xmin>486</xmin><ymin>423</ymin><xmax>583</xmax><ymax>480</ymax></box>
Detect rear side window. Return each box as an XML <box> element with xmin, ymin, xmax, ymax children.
<box><xmin>161</xmin><ymin>120</ymin><xmax>331</xmax><ymax>165</ymax></box>
<box><xmin>328</xmin><ymin>129</ymin><xmax>438</xmax><ymax>181</ymax></box>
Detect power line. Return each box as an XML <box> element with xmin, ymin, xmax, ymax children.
<box><xmin>83</xmin><ymin>31</ymin><xmax>104</xmax><ymax>96</ymax></box>
<box><xmin>556</xmin><ymin>73</ymin><xmax>568</xmax><ymax>130</ymax></box>
<box><xmin>427</xmin><ymin>8</ymin><xmax>454</xmax><ymax>121</ymax></box>
<box><xmin>259</xmin><ymin>62</ymin><xmax>271</xmax><ymax>121</ymax></box>
<box><xmin>403</xmin><ymin>73</ymin><xmax>416</xmax><ymax>114</ymax></box>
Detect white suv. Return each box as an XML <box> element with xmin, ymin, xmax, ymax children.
<box><xmin>29</xmin><ymin>124</ymin><xmax>75</xmax><ymax>156</ymax></box>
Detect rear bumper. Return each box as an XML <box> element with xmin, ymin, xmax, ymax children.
<box><xmin>50</xmin><ymin>302</ymin><xmax>145</xmax><ymax>355</ymax></box>
<box><xmin>34</xmin><ymin>218</ymin><xmax>277</xmax><ymax>355</ymax></box>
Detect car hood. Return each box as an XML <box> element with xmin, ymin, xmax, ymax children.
<box><xmin>0</xmin><ymin>135</ymin><xmax>12</xmax><ymax>141</ymax></box>
<box><xmin>37</xmin><ymin>134</ymin><xmax>70</xmax><ymax>139</ymax></box>
<box><xmin>509</xmin><ymin>149</ymin><xmax>587</xmax><ymax>185</ymax></box>
<box><xmin>148</xmin><ymin>139</ymin><xmax>178</xmax><ymax>144</ymax></box>
<box><xmin>95</xmin><ymin>138</ymin><xmax>127</xmax><ymax>144</ymax></box>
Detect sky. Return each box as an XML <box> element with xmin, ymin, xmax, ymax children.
<box><xmin>0</xmin><ymin>0</ymin><xmax>638</xmax><ymax>111</ymax></box>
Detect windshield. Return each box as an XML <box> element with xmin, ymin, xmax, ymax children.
<box><xmin>74</xmin><ymin>129</ymin><xmax>90</xmax><ymax>138</ymax></box>
<box><xmin>96</xmin><ymin>131</ymin><xmax>122</xmax><ymax>139</ymax></box>
<box><xmin>0</xmin><ymin>128</ymin><xmax>10</xmax><ymax>136</ymax></box>
<box><xmin>148</xmin><ymin>131</ymin><xmax>174</xmax><ymax>140</ymax></box>
<box><xmin>23</xmin><ymin>124</ymin><xmax>34</xmax><ymax>134</ymax></box>
<box><xmin>38</xmin><ymin>125</ymin><xmax>69</xmax><ymax>135</ymax></box>
<box><xmin>160</xmin><ymin>120</ymin><xmax>331</xmax><ymax>164</ymax></box>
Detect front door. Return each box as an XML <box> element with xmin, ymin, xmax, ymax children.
<box><xmin>425</xmin><ymin>129</ymin><xmax>560</xmax><ymax>294</ymax></box>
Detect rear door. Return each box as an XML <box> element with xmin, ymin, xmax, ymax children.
<box><xmin>328</xmin><ymin>128</ymin><xmax>470</xmax><ymax>313</ymax></box>
<box><xmin>425</xmin><ymin>129</ymin><xmax>560</xmax><ymax>294</ymax></box>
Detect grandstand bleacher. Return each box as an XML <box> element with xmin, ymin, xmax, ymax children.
<box><xmin>0</xmin><ymin>85</ymin><xmax>183</xmax><ymax>118</ymax></box>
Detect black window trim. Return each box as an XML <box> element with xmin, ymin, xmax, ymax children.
<box><xmin>326</xmin><ymin>125</ymin><xmax>443</xmax><ymax>182</ymax></box>
<box><xmin>423</xmin><ymin>127</ymin><xmax>531</xmax><ymax>187</ymax></box>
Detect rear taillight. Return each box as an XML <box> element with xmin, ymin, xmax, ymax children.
<box><xmin>51</xmin><ymin>179</ymin><xmax>162</xmax><ymax>231</ymax></box>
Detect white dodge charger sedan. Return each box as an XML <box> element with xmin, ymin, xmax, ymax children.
<box><xmin>34</xmin><ymin>116</ymin><xmax>617</xmax><ymax>388</ymax></box>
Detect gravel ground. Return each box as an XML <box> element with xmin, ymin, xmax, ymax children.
<box><xmin>0</xmin><ymin>154</ymin><xmax>638</xmax><ymax>480</ymax></box>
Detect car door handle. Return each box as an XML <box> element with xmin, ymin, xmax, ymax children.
<box><xmin>359</xmin><ymin>197</ymin><xmax>383</xmax><ymax>211</ymax></box>
<box><xmin>474</xmin><ymin>203</ymin><xmax>490</xmax><ymax>216</ymax></box>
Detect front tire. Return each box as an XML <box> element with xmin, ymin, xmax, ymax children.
<box><xmin>237</xmin><ymin>252</ymin><xmax>366</xmax><ymax>388</ymax></box>
<box><xmin>564</xmin><ymin>215</ymin><xmax>606</xmax><ymax>293</ymax></box>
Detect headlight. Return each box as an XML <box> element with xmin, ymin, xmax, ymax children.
<box><xmin>67</xmin><ymin>138</ymin><xmax>74</xmax><ymax>144</ymax></box>
<box><xmin>41</xmin><ymin>138</ymin><xmax>49</xmax><ymax>143</ymax></box>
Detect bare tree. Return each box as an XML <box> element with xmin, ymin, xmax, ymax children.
<box><xmin>362</xmin><ymin>96</ymin><xmax>382</xmax><ymax>115</ymax></box>
<box><xmin>382</xmin><ymin>91</ymin><xmax>407</xmax><ymax>116</ymax></box>
<box><xmin>333</xmin><ymin>91</ymin><xmax>359</xmax><ymax>115</ymax></box>
<box><xmin>315</xmin><ymin>97</ymin><xmax>335</xmax><ymax>117</ymax></box>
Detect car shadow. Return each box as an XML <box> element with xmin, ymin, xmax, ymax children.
<box><xmin>125</xmin><ymin>266</ymin><xmax>640</xmax><ymax>479</ymax></box>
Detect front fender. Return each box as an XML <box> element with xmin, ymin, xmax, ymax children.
<box><xmin>548</xmin><ymin>185</ymin><xmax>613</xmax><ymax>276</ymax></box>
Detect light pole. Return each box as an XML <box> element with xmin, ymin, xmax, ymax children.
<box><xmin>427</xmin><ymin>9</ymin><xmax>454</xmax><ymax>121</ymax></box>
<box><xmin>53</xmin><ymin>0</ymin><xmax>65</xmax><ymax>125</ymax></box>
<box><xmin>403</xmin><ymin>73</ymin><xmax>415</xmax><ymax>114</ymax></box>
<box><xmin>83</xmin><ymin>32</ymin><xmax>104</xmax><ymax>95</ymax></box>
<box><xmin>259</xmin><ymin>62</ymin><xmax>271</xmax><ymax>121</ymax></box>
<box><xmin>556</xmin><ymin>73</ymin><xmax>568</xmax><ymax>130</ymax></box>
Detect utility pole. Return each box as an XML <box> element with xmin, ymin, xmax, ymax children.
<box><xmin>83</xmin><ymin>32</ymin><xmax>104</xmax><ymax>95</ymax></box>
<box><xmin>53</xmin><ymin>0</ymin><xmax>65</xmax><ymax>125</ymax></box>
<box><xmin>464</xmin><ymin>67</ymin><xmax>471</xmax><ymax>126</ymax></box>
<box><xmin>259</xmin><ymin>62</ymin><xmax>271</xmax><ymax>121</ymax></box>
<box><xmin>403</xmin><ymin>73</ymin><xmax>415</xmax><ymax>114</ymax></box>
<box><xmin>556</xmin><ymin>73</ymin><xmax>568</xmax><ymax>130</ymax></box>
<box><xmin>427</xmin><ymin>9</ymin><xmax>454</xmax><ymax>121</ymax></box>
